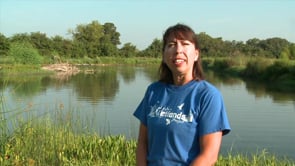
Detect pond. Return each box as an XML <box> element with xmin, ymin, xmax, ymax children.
<box><xmin>1</xmin><ymin>65</ymin><xmax>295</xmax><ymax>159</ymax></box>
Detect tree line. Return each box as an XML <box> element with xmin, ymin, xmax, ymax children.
<box><xmin>0</xmin><ymin>20</ymin><xmax>294</xmax><ymax>64</ymax></box>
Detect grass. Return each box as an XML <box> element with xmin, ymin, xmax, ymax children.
<box><xmin>0</xmin><ymin>112</ymin><xmax>294</xmax><ymax>165</ymax></box>
<box><xmin>1</xmin><ymin>121</ymin><xmax>294</xmax><ymax>165</ymax></box>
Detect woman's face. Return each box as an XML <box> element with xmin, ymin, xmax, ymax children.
<box><xmin>163</xmin><ymin>37</ymin><xmax>199</xmax><ymax>78</ymax></box>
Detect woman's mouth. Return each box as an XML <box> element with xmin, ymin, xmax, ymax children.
<box><xmin>174</xmin><ymin>59</ymin><xmax>185</xmax><ymax>65</ymax></box>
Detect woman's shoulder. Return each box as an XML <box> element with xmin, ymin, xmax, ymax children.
<box><xmin>148</xmin><ymin>81</ymin><xmax>162</xmax><ymax>87</ymax></box>
<box><xmin>146</xmin><ymin>81</ymin><xmax>165</xmax><ymax>90</ymax></box>
<box><xmin>195</xmin><ymin>80</ymin><xmax>221</xmax><ymax>95</ymax></box>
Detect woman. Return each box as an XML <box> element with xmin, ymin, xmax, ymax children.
<box><xmin>133</xmin><ymin>23</ymin><xmax>231</xmax><ymax>166</ymax></box>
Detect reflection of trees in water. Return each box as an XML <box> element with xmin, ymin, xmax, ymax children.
<box><xmin>205</xmin><ymin>70</ymin><xmax>242</xmax><ymax>87</ymax></box>
<box><xmin>118</xmin><ymin>66</ymin><xmax>136</xmax><ymax>83</ymax></box>
<box><xmin>142</xmin><ymin>65</ymin><xmax>159</xmax><ymax>82</ymax></box>
<box><xmin>244</xmin><ymin>79</ymin><xmax>295</xmax><ymax>104</ymax></box>
<box><xmin>71</xmin><ymin>68</ymin><xmax>119</xmax><ymax>104</ymax></box>
<box><xmin>205</xmin><ymin>69</ymin><xmax>295</xmax><ymax>103</ymax></box>
<box><xmin>1</xmin><ymin>67</ymin><xmax>294</xmax><ymax>105</ymax></box>
<box><xmin>119</xmin><ymin>65</ymin><xmax>158</xmax><ymax>83</ymax></box>
<box><xmin>1</xmin><ymin>76</ymin><xmax>45</xmax><ymax>98</ymax></box>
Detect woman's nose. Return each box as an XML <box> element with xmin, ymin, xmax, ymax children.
<box><xmin>176</xmin><ymin>43</ymin><xmax>184</xmax><ymax>54</ymax></box>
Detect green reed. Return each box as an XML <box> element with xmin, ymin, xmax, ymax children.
<box><xmin>1</xmin><ymin>114</ymin><xmax>294</xmax><ymax>165</ymax></box>
<box><xmin>0</xmin><ymin>113</ymin><xmax>137</xmax><ymax>165</ymax></box>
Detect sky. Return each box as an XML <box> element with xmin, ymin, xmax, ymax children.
<box><xmin>0</xmin><ymin>0</ymin><xmax>294</xmax><ymax>50</ymax></box>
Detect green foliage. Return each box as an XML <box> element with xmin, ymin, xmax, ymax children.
<box><xmin>29</xmin><ymin>32</ymin><xmax>53</xmax><ymax>56</ymax></box>
<box><xmin>102</xmin><ymin>22</ymin><xmax>121</xmax><ymax>46</ymax></box>
<box><xmin>99</xmin><ymin>42</ymin><xmax>119</xmax><ymax>57</ymax></box>
<box><xmin>243</xmin><ymin>58</ymin><xmax>273</xmax><ymax>79</ymax></box>
<box><xmin>264</xmin><ymin>60</ymin><xmax>291</xmax><ymax>81</ymax></box>
<box><xmin>0</xmin><ymin>116</ymin><xmax>136</xmax><ymax>165</ymax></box>
<box><xmin>279</xmin><ymin>47</ymin><xmax>290</xmax><ymax>60</ymax></box>
<box><xmin>67</xmin><ymin>21</ymin><xmax>122</xmax><ymax>57</ymax></box>
<box><xmin>51</xmin><ymin>35</ymin><xmax>73</xmax><ymax>58</ymax></box>
<box><xmin>202</xmin><ymin>57</ymin><xmax>295</xmax><ymax>91</ymax></box>
<box><xmin>0</xmin><ymin>119</ymin><xmax>293</xmax><ymax>165</ymax></box>
<box><xmin>9</xmin><ymin>33</ymin><xmax>31</xmax><ymax>43</ymax></box>
<box><xmin>288</xmin><ymin>44</ymin><xmax>295</xmax><ymax>60</ymax></box>
<box><xmin>258</xmin><ymin>37</ymin><xmax>290</xmax><ymax>58</ymax></box>
<box><xmin>139</xmin><ymin>39</ymin><xmax>162</xmax><ymax>57</ymax></box>
<box><xmin>8</xmin><ymin>42</ymin><xmax>43</xmax><ymax>64</ymax></box>
<box><xmin>119</xmin><ymin>43</ymin><xmax>138</xmax><ymax>57</ymax></box>
<box><xmin>204</xmin><ymin>56</ymin><xmax>249</xmax><ymax>71</ymax></box>
<box><xmin>0</xmin><ymin>33</ymin><xmax>10</xmax><ymax>56</ymax></box>
<box><xmin>217</xmin><ymin>150</ymin><xmax>295</xmax><ymax>166</ymax></box>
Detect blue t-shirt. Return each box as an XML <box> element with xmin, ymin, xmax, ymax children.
<box><xmin>133</xmin><ymin>80</ymin><xmax>231</xmax><ymax>166</ymax></box>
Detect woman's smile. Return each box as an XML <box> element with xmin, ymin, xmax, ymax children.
<box><xmin>173</xmin><ymin>58</ymin><xmax>185</xmax><ymax>65</ymax></box>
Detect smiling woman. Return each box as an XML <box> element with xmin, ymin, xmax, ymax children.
<box><xmin>133</xmin><ymin>24</ymin><xmax>231</xmax><ymax>166</ymax></box>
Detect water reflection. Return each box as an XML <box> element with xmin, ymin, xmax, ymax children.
<box><xmin>72</xmin><ymin>68</ymin><xmax>119</xmax><ymax>104</ymax></box>
<box><xmin>244</xmin><ymin>79</ymin><xmax>295</xmax><ymax>104</ymax></box>
<box><xmin>205</xmin><ymin>70</ymin><xmax>295</xmax><ymax>105</ymax></box>
<box><xmin>0</xmin><ymin>66</ymin><xmax>294</xmax><ymax>104</ymax></box>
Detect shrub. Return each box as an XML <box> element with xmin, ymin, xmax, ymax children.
<box><xmin>8</xmin><ymin>42</ymin><xmax>43</xmax><ymax>65</ymax></box>
<box><xmin>265</xmin><ymin>60</ymin><xmax>291</xmax><ymax>80</ymax></box>
<box><xmin>242</xmin><ymin>58</ymin><xmax>272</xmax><ymax>79</ymax></box>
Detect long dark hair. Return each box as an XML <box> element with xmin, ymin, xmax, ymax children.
<box><xmin>159</xmin><ymin>23</ymin><xmax>204</xmax><ymax>84</ymax></box>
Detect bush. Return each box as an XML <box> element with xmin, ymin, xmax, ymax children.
<box><xmin>8</xmin><ymin>42</ymin><xmax>43</xmax><ymax>65</ymax></box>
<box><xmin>242</xmin><ymin>58</ymin><xmax>272</xmax><ymax>79</ymax></box>
<box><xmin>265</xmin><ymin>60</ymin><xmax>291</xmax><ymax>80</ymax></box>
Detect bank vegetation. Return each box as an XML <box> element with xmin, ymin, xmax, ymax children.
<box><xmin>0</xmin><ymin>114</ymin><xmax>294</xmax><ymax>165</ymax></box>
<box><xmin>0</xmin><ymin>20</ymin><xmax>294</xmax><ymax>90</ymax></box>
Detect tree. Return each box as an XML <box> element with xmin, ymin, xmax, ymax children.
<box><xmin>289</xmin><ymin>44</ymin><xmax>295</xmax><ymax>60</ymax></box>
<box><xmin>10</xmin><ymin>33</ymin><xmax>31</xmax><ymax>43</ymax></box>
<box><xmin>119</xmin><ymin>43</ymin><xmax>138</xmax><ymax>57</ymax></box>
<box><xmin>102</xmin><ymin>22</ymin><xmax>121</xmax><ymax>46</ymax></box>
<box><xmin>98</xmin><ymin>42</ymin><xmax>118</xmax><ymax>57</ymax></box>
<box><xmin>258</xmin><ymin>37</ymin><xmax>289</xmax><ymax>58</ymax></box>
<box><xmin>197</xmin><ymin>32</ymin><xmax>226</xmax><ymax>57</ymax></box>
<box><xmin>139</xmin><ymin>39</ymin><xmax>162</xmax><ymax>57</ymax></box>
<box><xmin>69</xmin><ymin>20</ymin><xmax>121</xmax><ymax>57</ymax></box>
<box><xmin>280</xmin><ymin>44</ymin><xmax>295</xmax><ymax>60</ymax></box>
<box><xmin>197</xmin><ymin>32</ymin><xmax>212</xmax><ymax>56</ymax></box>
<box><xmin>0</xmin><ymin>33</ymin><xmax>10</xmax><ymax>56</ymax></box>
<box><xmin>70</xmin><ymin>20</ymin><xmax>104</xmax><ymax>57</ymax></box>
<box><xmin>246</xmin><ymin>38</ymin><xmax>265</xmax><ymax>56</ymax></box>
<box><xmin>29</xmin><ymin>32</ymin><xmax>53</xmax><ymax>56</ymax></box>
<box><xmin>51</xmin><ymin>35</ymin><xmax>73</xmax><ymax>59</ymax></box>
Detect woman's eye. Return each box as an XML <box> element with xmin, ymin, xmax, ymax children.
<box><xmin>167</xmin><ymin>43</ymin><xmax>176</xmax><ymax>47</ymax></box>
<box><xmin>183</xmin><ymin>42</ymin><xmax>191</xmax><ymax>45</ymax></box>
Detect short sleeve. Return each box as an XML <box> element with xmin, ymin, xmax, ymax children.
<box><xmin>197</xmin><ymin>87</ymin><xmax>231</xmax><ymax>137</ymax></box>
<box><xmin>133</xmin><ymin>86</ymin><xmax>151</xmax><ymax>126</ymax></box>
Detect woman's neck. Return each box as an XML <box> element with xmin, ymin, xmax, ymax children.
<box><xmin>173</xmin><ymin>74</ymin><xmax>193</xmax><ymax>86</ymax></box>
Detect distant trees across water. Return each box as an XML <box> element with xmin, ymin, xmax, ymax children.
<box><xmin>0</xmin><ymin>20</ymin><xmax>294</xmax><ymax>64</ymax></box>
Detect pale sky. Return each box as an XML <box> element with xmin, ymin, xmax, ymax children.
<box><xmin>0</xmin><ymin>0</ymin><xmax>294</xmax><ymax>49</ymax></box>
